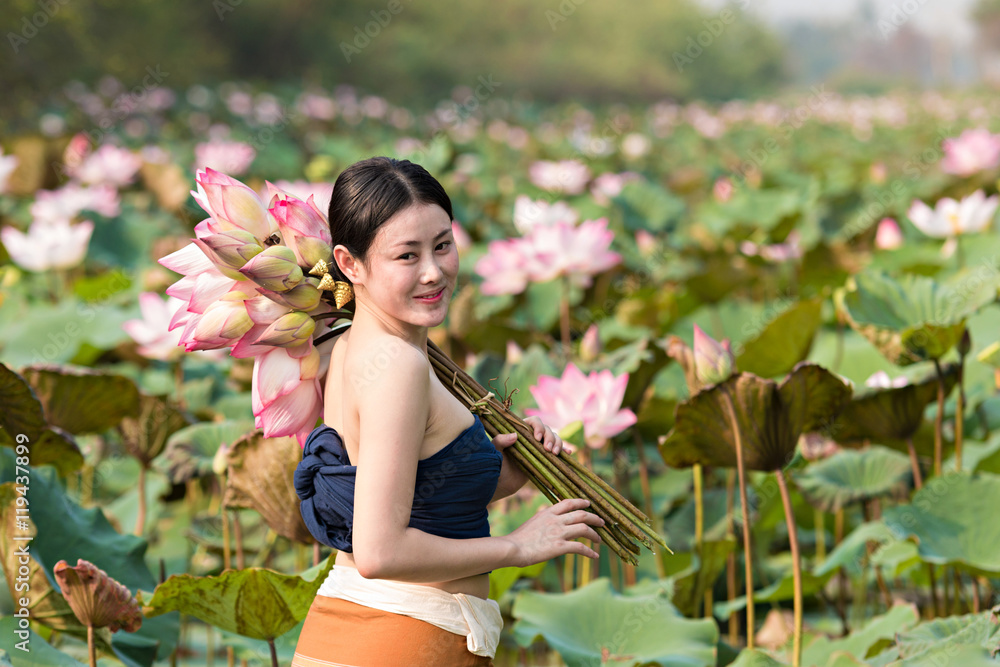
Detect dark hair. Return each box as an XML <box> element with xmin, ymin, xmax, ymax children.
<box><xmin>327</xmin><ymin>156</ymin><xmax>453</xmax><ymax>283</ymax></box>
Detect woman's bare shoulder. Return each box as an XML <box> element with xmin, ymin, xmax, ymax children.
<box><xmin>342</xmin><ymin>332</ymin><xmax>429</xmax><ymax>394</ymax></box>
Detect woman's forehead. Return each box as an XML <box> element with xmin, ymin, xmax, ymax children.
<box><xmin>375</xmin><ymin>204</ymin><xmax>452</xmax><ymax>246</ymax></box>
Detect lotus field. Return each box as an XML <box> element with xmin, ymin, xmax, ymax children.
<box><xmin>4</xmin><ymin>82</ymin><xmax>1000</xmax><ymax>666</ymax></box>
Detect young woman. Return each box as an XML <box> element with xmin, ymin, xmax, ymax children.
<box><xmin>293</xmin><ymin>157</ymin><xmax>604</xmax><ymax>667</ymax></box>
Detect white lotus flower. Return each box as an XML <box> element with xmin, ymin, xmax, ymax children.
<box><xmin>907</xmin><ymin>190</ymin><xmax>998</xmax><ymax>239</ymax></box>
<box><xmin>1</xmin><ymin>219</ymin><xmax>93</xmax><ymax>272</ymax></box>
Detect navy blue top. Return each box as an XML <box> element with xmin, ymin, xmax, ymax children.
<box><xmin>294</xmin><ymin>413</ymin><xmax>503</xmax><ymax>574</ymax></box>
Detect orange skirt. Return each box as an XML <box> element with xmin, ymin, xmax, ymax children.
<box><xmin>291</xmin><ymin>595</ymin><xmax>496</xmax><ymax>667</ymax></box>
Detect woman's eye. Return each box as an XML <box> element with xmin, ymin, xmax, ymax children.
<box><xmin>398</xmin><ymin>253</ymin><xmax>415</xmax><ymax>260</ymax></box>
<box><xmin>436</xmin><ymin>241</ymin><xmax>452</xmax><ymax>251</ymax></box>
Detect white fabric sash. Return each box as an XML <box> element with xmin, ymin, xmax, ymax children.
<box><xmin>315</xmin><ymin>564</ymin><xmax>503</xmax><ymax>658</ymax></box>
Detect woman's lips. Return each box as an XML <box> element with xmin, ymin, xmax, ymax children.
<box><xmin>415</xmin><ymin>288</ymin><xmax>444</xmax><ymax>302</ymax></box>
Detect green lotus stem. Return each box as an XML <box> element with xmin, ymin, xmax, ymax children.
<box><xmin>927</xmin><ymin>564</ymin><xmax>940</xmax><ymax>618</ymax></box>
<box><xmin>955</xmin><ymin>360</ymin><xmax>965</xmax><ymax>472</ymax></box>
<box><xmin>815</xmin><ymin>509</ymin><xmax>826</xmax><ymax>564</ymax></box>
<box><xmin>633</xmin><ymin>431</ymin><xmax>667</xmax><ymax>579</ymax></box>
<box><xmin>906</xmin><ymin>436</ymin><xmax>923</xmax><ymax>489</ymax></box>
<box><xmin>694</xmin><ymin>462</ymin><xmax>707</xmax><ymax>616</ymax></box>
<box><xmin>136</xmin><ymin>465</ymin><xmax>147</xmax><ymax>536</ymax></box>
<box><xmin>560</xmin><ymin>275</ymin><xmax>571</xmax><ymax>363</ymax></box>
<box><xmin>221</xmin><ymin>506</ymin><xmax>231</xmax><ymax>570</ymax></box>
<box><xmin>775</xmin><ymin>469</ymin><xmax>802</xmax><ymax>667</ymax></box>
<box><xmin>720</xmin><ymin>386</ymin><xmax>754</xmax><ymax>649</ymax></box>
<box><xmin>932</xmin><ymin>358</ymin><xmax>945</xmax><ymax>478</ymax></box>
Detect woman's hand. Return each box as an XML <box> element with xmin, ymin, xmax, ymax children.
<box><xmin>524</xmin><ymin>415</ymin><xmax>565</xmax><ymax>454</ymax></box>
<box><xmin>501</xmin><ymin>498</ymin><xmax>604</xmax><ymax>567</ymax></box>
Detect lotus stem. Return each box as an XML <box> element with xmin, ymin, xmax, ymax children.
<box><xmin>136</xmin><ymin>465</ymin><xmax>147</xmax><ymax>536</ymax></box>
<box><xmin>815</xmin><ymin>509</ymin><xmax>826</xmax><ymax>563</ymax></box>
<box><xmin>721</xmin><ymin>386</ymin><xmax>754</xmax><ymax>649</ymax></box>
<box><xmin>222</xmin><ymin>506</ymin><xmax>231</xmax><ymax>570</ymax></box>
<box><xmin>726</xmin><ymin>469</ymin><xmax>738</xmax><ymax>644</ymax></box>
<box><xmin>633</xmin><ymin>431</ymin><xmax>666</xmax><ymax>580</ymax></box>
<box><xmin>775</xmin><ymin>469</ymin><xmax>802</xmax><ymax>667</ymax></box>
<box><xmin>927</xmin><ymin>564</ymin><xmax>940</xmax><ymax>618</ymax></box>
<box><xmin>694</xmin><ymin>463</ymin><xmax>709</xmax><ymax>616</ymax></box>
<box><xmin>560</xmin><ymin>275</ymin><xmax>571</xmax><ymax>363</ymax></box>
<box><xmin>267</xmin><ymin>638</ymin><xmax>278</xmax><ymax>667</ymax></box>
<box><xmin>88</xmin><ymin>625</ymin><xmax>97</xmax><ymax>667</ymax></box>
<box><xmin>906</xmin><ymin>436</ymin><xmax>923</xmax><ymax>489</ymax></box>
<box><xmin>955</xmin><ymin>359</ymin><xmax>965</xmax><ymax>472</ymax></box>
<box><xmin>932</xmin><ymin>358</ymin><xmax>945</xmax><ymax>478</ymax></box>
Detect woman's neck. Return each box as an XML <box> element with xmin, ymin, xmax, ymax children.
<box><xmin>349</xmin><ymin>298</ymin><xmax>428</xmax><ymax>354</ymax></box>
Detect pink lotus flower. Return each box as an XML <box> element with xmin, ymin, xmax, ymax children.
<box><xmin>713</xmin><ymin>177</ymin><xmax>734</xmax><ymax>203</ymax></box>
<box><xmin>475</xmin><ymin>238</ymin><xmax>534</xmax><ymax>295</ymax></box>
<box><xmin>474</xmin><ymin>218</ymin><xmax>621</xmax><ymax>295</ymax></box>
<box><xmin>123</xmin><ymin>292</ymin><xmax>228</xmax><ymax>361</ymax></box>
<box><xmin>185</xmin><ymin>292</ymin><xmax>254</xmax><ymax>351</ymax></box>
<box><xmin>512</xmin><ymin>195</ymin><xmax>577</xmax><ymax>234</ymax></box>
<box><xmin>451</xmin><ymin>221</ymin><xmax>472</xmax><ymax>253</ymax></box>
<box><xmin>528</xmin><ymin>159</ymin><xmax>591</xmax><ymax>195</ymax></box>
<box><xmin>635</xmin><ymin>229</ymin><xmax>657</xmax><ymax>256</ymax></box>
<box><xmin>523</xmin><ymin>218</ymin><xmax>621</xmax><ymax>288</ymax></box>
<box><xmin>864</xmin><ymin>370</ymin><xmax>909</xmax><ymax>389</ymax></box>
<box><xmin>252</xmin><ymin>344</ymin><xmax>323</xmax><ymax>445</ymax></box>
<box><xmin>0</xmin><ymin>147</ymin><xmax>18</xmax><ymax>194</ymax></box>
<box><xmin>875</xmin><ymin>218</ymin><xmax>903</xmax><ymax>250</ymax></box>
<box><xmin>739</xmin><ymin>230</ymin><xmax>802</xmax><ymax>263</ymax></box>
<box><xmin>525</xmin><ymin>363</ymin><xmax>636</xmax><ymax>449</ymax></box>
<box><xmin>71</xmin><ymin>144</ymin><xmax>142</xmax><ymax>187</ymax></box>
<box><xmin>0</xmin><ymin>219</ymin><xmax>93</xmax><ymax>272</ymax></box>
<box><xmin>192</xmin><ymin>168</ymin><xmax>274</xmax><ymax>241</ymax></box>
<box><xmin>194</xmin><ymin>139</ymin><xmax>256</xmax><ymax>175</ymax></box>
<box><xmin>693</xmin><ymin>324</ymin><xmax>735</xmax><ymax>387</ymax></box>
<box><xmin>589</xmin><ymin>172</ymin><xmax>640</xmax><ymax>206</ymax></box>
<box><xmin>940</xmin><ymin>128</ymin><xmax>1000</xmax><ymax>176</ymax></box>
<box><xmin>266</xmin><ymin>190</ymin><xmax>332</xmax><ymax>268</ymax></box>
<box><xmin>907</xmin><ymin>190</ymin><xmax>999</xmax><ymax>238</ymax></box>
<box><xmin>30</xmin><ymin>183</ymin><xmax>120</xmax><ymax>224</ymax></box>
<box><xmin>265</xmin><ymin>180</ymin><xmax>334</xmax><ymax>213</ymax></box>
<box><xmin>580</xmin><ymin>324</ymin><xmax>600</xmax><ymax>362</ymax></box>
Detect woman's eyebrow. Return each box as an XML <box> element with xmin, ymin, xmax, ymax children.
<box><xmin>394</xmin><ymin>228</ymin><xmax>451</xmax><ymax>248</ymax></box>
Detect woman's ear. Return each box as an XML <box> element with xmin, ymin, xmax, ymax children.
<box><xmin>333</xmin><ymin>244</ymin><xmax>362</xmax><ymax>285</ymax></box>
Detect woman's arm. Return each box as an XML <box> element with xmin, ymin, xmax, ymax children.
<box><xmin>349</xmin><ymin>343</ymin><xmax>602</xmax><ymax>582</ymax></box>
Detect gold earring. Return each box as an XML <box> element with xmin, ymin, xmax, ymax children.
<box><xmin>310</xmin><ymin>259</ymin><xmax>355</xmax><ymax>309</ymax></box>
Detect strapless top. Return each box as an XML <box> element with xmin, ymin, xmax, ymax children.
<box><xmin>294</xmin><ymin>413</ymin><xmax>503</xmax><ymax>572</ymax></box>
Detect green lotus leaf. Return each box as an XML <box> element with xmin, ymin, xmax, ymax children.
<box><xmin>668</xmin><ymin>538</ymin><xmax>736</xmax><ymax>618</ymax></box>
<box><xmin>21</xmin><ymin>364</ymin><xmax>141</xmax><ymax>435</ymax></box>
<box><xmin>117</xmin><ymin>394</ymin><xmax>191</xmax><ymax>467</ymax></box>
<box><xmin>511</xmin><ymin>577</ymin><xmax>718</xmax><ymax>667</ymax></box>
<box><xmin>727</xmin><ymin>649</ymin><xmax>787</xmax><ymax>666</ymax></box>
<box><xmin>894</xmin><ymin>610</ymin><xmax>1000</xmax><ymax>659</ymax></box>
<box><xmin>793</xmin><ymin>445</ymin><xmax>913</xmax><ymax>512</ymax></box>
<box><xmin>834</xmin><ymin>270</ymin><xmax>974</xmax><ymax>366</ymax></box>
<box><xmin>813</xmin><ymin>521</ymin><xmax>897</xmax><ymax>578</ymax></box>
<box><xmin>889</xmin><ymin>644</ymin><xmax>1000</xmax><ymax>666</ymax></box>
<box><xmin>0</xmin><ymin>448</ymin><xmax>178</xmax><ymax>666</ymax></box>
<box><xmin>736</xmin><ymin>297</ymin><xmax>823</xmax><ymax>379</ymax></box>
<box><xmin>659</xmin><ymin>363</ymin><xmax>852</xmax><ymax>472</ymax></box>
<box><xmin>156</xmin><ymin>420</ymin><xmax>255</xmax><ymax>483</ymax></box>
<box><xmin>140</xmin><ymin>555</ymin><xmax>334</xmax><ymax>641</ymax></box>
<box><xmin>0</xmin><ymin>615</ymin><xmax>87</xmax><ymax>666</ymax></box>
<box><xmin>828</xmin><ymin>363</ymin><xmax>959</xmax><ymax>444</ymax></box>
<box><xmin>800</xmin><ymin>603</ymin><xmax>920</xmax><ymax>666</ymax></box>
<box><xmin>882</xmin><ymin>472</ymin><xmax>1000</xmax><ymax>576</ymax></box>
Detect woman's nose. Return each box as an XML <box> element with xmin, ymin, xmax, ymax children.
<box><xmin>421</xmin><ymin>257</ymin><xmax>444</xmax><ymax>282</ymax></box>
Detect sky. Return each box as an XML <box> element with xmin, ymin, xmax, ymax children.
<box><xmin>698</xmin><ymin>0</ymin><xmax>978</xmax><ymax>41</ymax></box>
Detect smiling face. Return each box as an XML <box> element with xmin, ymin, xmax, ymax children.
<box><xmin>336</xmin><ymin>202</ymin><xmax>458</xmax><ymax>336</ymax></box>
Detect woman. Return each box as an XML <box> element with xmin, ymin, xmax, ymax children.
<box><xmin>293</xmin><ymin>157</ymin><xmax>605</xmax><ymax>667</ymax></box>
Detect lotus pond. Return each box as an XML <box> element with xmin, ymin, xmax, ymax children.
<box><xmin>2</xmin><ymin>82</ymin><xmax>1000</xmax><ymax>666</ymax></box>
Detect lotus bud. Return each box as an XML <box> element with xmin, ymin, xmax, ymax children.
<box><xmin>269</xmin><ymin>197</ymin><xmax>332</xmax><ymax>268</ymax></box>
<box><xmin>580</xmin><ymin>324</ymin><xmax>601</xmax><ymax>362</ymax></box>
<box><xmin>254</xmin><ymin>310</ymin><xmax>316</xmax><ymax>347</ymax></box>
<box><xmin>238</xmin><ymin>245</ymin><xmax>303</xmax><ymax>292</ymax></box>
<box><xmin>506</xmin><ymin>339</ymin><xmax>523</xmax><ymax>364</ymax></box>
<box><xmin>196</xmin><ymin>229</ymin><xmax>264</xmax><ymax>271</ymax></box>
<box><xmin>188</xmin><ymin>294</ymin><xmax>253</xmax><ymax>350</ymax></box>
<box><xmin>53</xmin><ymin>559</ymin><xmax>143</xmax><ymax>633</ymax></box>
<box><xmin>693</xmin><ymin>323</ymin><xmax>735</xmax><ymax>387</ymax></box>
<box><xmin>258</xmin><ymin>278</ymin><xmax>322</xmax><ymax>311</ymax></box>
<box><xmin>958</xmin><ymin>328</ymin><xmax>971</xmax><ymax>357</ymax></box>
<box><xmin>212</xmin><ymin>442</ymin><xmax>231</xmax><ymax>476</ymax></box>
